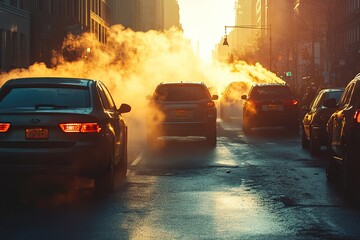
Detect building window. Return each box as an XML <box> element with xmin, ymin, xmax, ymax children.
<box><xmin>10</xmin><ymin>0</ymin><xmax>17</xmax><ymax>7</ymax></box>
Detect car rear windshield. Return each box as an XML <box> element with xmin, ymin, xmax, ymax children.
<box><xmin>0</xmin><ymin>87</ymin><xmax>91</xmax><ymax>109</ymax></box>
<box><xmin>328</xmin><ymin>91</ymin><xmax>343</xmax><ymax>103</ymax></box>
<box><xmin>154</xmin><ymin>85</ymin><xmax>209</xmax><ymax>101</ymax></box>
<box><xmin>250</xmin><ymin>86</ymin><xmax>293</xmax><ymax>99</ymax></box>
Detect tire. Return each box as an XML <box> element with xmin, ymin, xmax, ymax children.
<box><xmin>309</xmin><ymin>129</ymin><xmax>320</xmax><ymax>156</ymax></box>
<box><xmin>341</xmin><ymin>148</ymin><xmax>357</xmax><ymax>197</ymax></box>
<box><xmin>301</xmin><ymin>127</ymin><xmax>309</xmax><ymax>149</ymax></box>
<box><xmin>326</xmin><ymin>143</ymin><xmax>337</xmax><ymax>182</ymax></box>
<box><xmin>206</xmin><ymin>123</ymin><xmax>217</xmax><ymax>148</ymax></box>
<box><xmin>242</xmin><ymin>116</ymin><xmax>252</xmax><ymax>134</ymax></box>
<box><xmin>94</xmin><ymin>150</ymin><xmax>115</xmax><ymax>194</ymax></box>
<box><xmin>119</xmin><ymin>135</ymin><xmax>128</xmax><ymax>179</ymax></box>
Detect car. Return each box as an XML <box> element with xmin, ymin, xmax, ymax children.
<box><xmin>220</xmin><ymin>81</ymin><xmax>250</xmax><ymax>121</ymax></box>
<box><xmin>301</xmin><ymin>88</ymin><xmax>343</xmax><ymax>155</ymax></box>
<box><xmin>0</xmin><ymin>77</ymin><xmax>131</xmax><ymax>194</ymax></box>
<box><xmin>241</xmin><ymin>83</ymin><xmax>299</xmax><ymax>133</ymax></box>
<box><xmin>325</xmin><ymin>74</ymin><xmax>360</xmax><ymax>192</ymax></box>
<box><xmin>147</xmin><ymin>82</ymin><xmax>218</xmax><ymax>147</ymax></box>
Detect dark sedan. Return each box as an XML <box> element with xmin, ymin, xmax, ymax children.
<box><xmin>0</xmin><ymin>77</ymin><xmax>131</xmax><ymax>193</ymax></box>
<box><xmin>301</xmin><ymin>88</ymin><xmax>343</xmax><ymax>155</ymax></box>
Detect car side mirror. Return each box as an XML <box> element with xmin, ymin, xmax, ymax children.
<box><xmin>118</xmin><ymin>103</ymin><xmax>131</xmax><ymax>114</ymax></box>
<box><xmin>241</xmin><ymin>95</ymin><xmax>247</xmax><ymax>100</ymax></box>
<box><xmin>323</xmin><ymin>98</ymin><xmax>337</xmax><ymax>108</ymax></box>
<box><xmin>211</xmin><ymin>95</ymin><xmax>219</xmax><ymax>100</ymax></box>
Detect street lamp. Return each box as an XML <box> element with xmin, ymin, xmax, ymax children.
<box><xmin>223</xmin><ymin>25</ymin><xmax>272</xmax><ymax>71</ymax></box>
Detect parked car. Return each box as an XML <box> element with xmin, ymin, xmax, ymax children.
<box><xmin>147</xmin><ymin>82</ymin><xmax>218</xmax><ymax>147</ymax></box>
<box><xmin>241</xmin><ymin>83</ymin><xmax>299</xmax><ymax>133</ymax></box>
<box><xmin>325</xmin><ymin>74</ymin><xmax>360</xmax><ymax>192</ymax></box>
<box><xmin>301</xmin><ymin>88</ymin><xmax>343</xmax><ymax>155</ymax></box>
<box><xmin>0</xmin><ymin>77</ymin><xmax>131</xmax><ymax>194</ymax></box>
<box><xmin>220</xmin><ymin>81</ymin><xmax>249</xmax><ymax>121</ymax></box>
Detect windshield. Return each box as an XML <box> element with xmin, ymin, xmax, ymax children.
<box><xmin>154</xmin><ymin>85</ymin><xmax>209</xmax><ymax>101</ymax></box>
<box><xmin>250</xmin><ymin>86</ymin><xmax>293</xmax><ymax>99</ymax></box>
<box><xmin>0</xmin><ymin>87</ymin><xmax>91</xmax><ymax>109</ymax></box>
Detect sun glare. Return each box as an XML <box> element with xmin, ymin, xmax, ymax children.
<box><xmin>178</xmin><ymin>0</ymin><xmax>235</xmax><ymax>62</ymax></box>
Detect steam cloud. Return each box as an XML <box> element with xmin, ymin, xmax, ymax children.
<box><xmin>0</xmin><ymin>25</ymin><xmax>285</xmax><ymax>142</ymax></box>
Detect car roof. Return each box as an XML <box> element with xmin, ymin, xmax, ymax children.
<box><xmin>2</xmin><ymin>77</ymin><xmax>94</xmax><ymax>88</ymax></box>
<box><xmin>252</xmin><ymin>83</ymin><xmax>289</xmax><ymax>87</ymax></box>
<box><xmin>319</xmin><ymin>88</ymin><xmax>344</xmax><ymax>93</ymax></box>
<box><xmin>157</xmin><ymin>82</ymin><xmax>207</xmax><ymax>86</ymax></box>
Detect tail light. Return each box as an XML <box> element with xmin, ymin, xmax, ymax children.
<box><xmin>60</xmin><ymin>123</ymin><xmax>101</xmax><ymax>133</ymax></box>
<box><xmin>207</xmin><ymin>101</ymin><xmax>216</xmax><ymax>108</ymax></box>
<box><xmin>354</xmin><ymin>110</ymin><xmax>360</xmax><ymax>123</ymax></box>
<box><xmin>0</xmin><ymin>123</ymin><xmax>10</xmax><ymax>133</ymax></box>
<box><xmin>284</xmin><ymin>99</ymin><xmax>298</xmax><ymax>106</ymax></box>
<box><xmin>247</xmin><ymin>100</ymin><xmax>261</xmax><ymax>107</ymax></box>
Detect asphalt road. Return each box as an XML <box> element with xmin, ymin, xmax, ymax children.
<box><xmin>1</xmin><ymin>119</ymin><xmax>360</xmax><ymax>239</ymax></box>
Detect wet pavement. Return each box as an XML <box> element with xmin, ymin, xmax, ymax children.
<box><xmin>0</xmin><ymin>120</ymin><xmax>360</xmax><ymax>239</ymax></box>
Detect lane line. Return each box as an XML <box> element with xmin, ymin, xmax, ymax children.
<box><xmin>131</xmin><ymin>150</ymin><xmax>146</xmax><ymax>166</ymax></box>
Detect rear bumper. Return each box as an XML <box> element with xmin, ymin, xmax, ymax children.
<box><xmin>153</xmin><ymin>120</ymin><xmax>216</xmax><ymax>137</ymax></box>
<box><xmin>248</xmin><ymin>111</ymin><xmax>299</xmax><ymax>127</ymax></box>
<box><xmin>0</xmin><ymin>142</ymin><xmax>110</xmax><ymax>177</ymax></box>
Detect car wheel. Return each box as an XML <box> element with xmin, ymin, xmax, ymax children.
<box><xmin>309</xmin><ymin>129</ymin><xmax>320</xmax><ymax>156</ymax></box>
<box><xmin>242</xmin><ymin>116</ymin><xmax>252</xmax><ymax>134</ymax></box>
<box><xmin>206</xmin><ymin>123</ymin><xmax>217</xmax><ymax>148</ymax></box>
<box><xmin>341</xmin><ymin>148</ymin><xmax>357</xmax><ymax>197</ymax></box>
<box><xmin>301</xmin><ymin>126</ymin><xmax>309</xmax><ymax>149</ymax></box>
<box><xmin>119</xmin><ymin>135</ymin><xmax>128</xmax><ymax>179</ymax></box>
<box><xmin>94</xmin><ymin>150</ymin><xmax>115</xmax><ymax>194</ymax></box>
<box><xmin>326</xmin><ymin>142</ymin><xmax>337</xmax><ymax>182</ymax></box>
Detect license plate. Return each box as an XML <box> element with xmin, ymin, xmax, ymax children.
<box><xmin>268</xmin><ymin>104</ymin><xmax>279</xmax><ymax>111</ymax></box>
<box><xmin>262</xmin><ymin>105</ymin><xmax>283</xmax><ymax>111</ymax></box>
<box><xmin>175</xmin><ymin>110</ymin><xmax>188</xmax><ymax>118</ymax></box>
<box><xmin>25</xmin><ymin>128</ymin><xmax>49</xmax><ymax>139</ymax></box>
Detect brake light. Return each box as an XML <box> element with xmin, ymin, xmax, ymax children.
<box><xmin>60</xmin><ymin>123</ymin><xmax>101</xmax><ymax>133</ymax></box>
<box><xmin>354</xmin><ymin>110</ymin><xmax>360</xmax><ymax>123</ymax></box>
<box><xmin>0</xmin><ymin>123</ymin><xmax>10</xmax><ymax>133</ymax></box>
<box><xmin>207</xmin><ymin>101</ymin><xmax>216</xmax><ymax>108</ymax></box>
<box><xmin>247</xmin><ymin>100</ymin><xmax>260</xmax><ymax>107</ymax></box>
<box><xmin>284</xmin><ymin>99</ymin><xmax>298</xmax><ymax>106</ymax></box>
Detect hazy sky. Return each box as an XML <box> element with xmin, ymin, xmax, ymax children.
<box><xmin>178</xmin><ymin>0</ymin><xmax>235</xmax><ymax>61</ymax></box>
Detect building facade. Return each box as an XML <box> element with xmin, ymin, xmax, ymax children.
<box><xmin>0</xmin><ymin>0</ymin><xmax>30</xmax><ymax>72</ymax></box>
<box><xmin>27</xmin><ymin>0</ymin><xmax>111</xmax><ymax>66</ymax></box>
<box><xmin>110</xmin><ymin>0</ymin><xmax>180</xmax><ymax>31</ymax></box>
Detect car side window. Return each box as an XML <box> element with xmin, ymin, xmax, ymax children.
<box><xmin>343</xmin><ymin>83</ymin><xmax>355</xmax><ymax>107</ymax></box>
<box><xmin>311</xmin><ymin>93</ymin><xmax>322</xmax><ymax>111</ymax></box>
<box><xmin>100</xmin><ymin>83</ymin><xmax>116</xmax><ymax>110</ymax></box>
<box><xmin>97</xmin><ymin>84</ymin><xmax>111</xmax><ymax>110</ymax></box>
<box><xmin>338</xmin><ymin>83</ymin><xmax>353</xmax><ymax>108</ymax></box>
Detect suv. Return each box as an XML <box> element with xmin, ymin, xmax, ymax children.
<box><xmin>241</xmin><ymin>83</ymin><xmax>299</xmax><ymax>133</ymax></box>
<box><xmin>147</xmin><ymin>82</ymin><xmax>218</xmax><ymax>147</ymax></box>
<box><xmin>325</xmin><ymin>74</ymin><xmax>360</xmax><ymax>191</ymax></box>
<box><xmin>0</xmin><ymin>77</ymin><xmax>131</xmax><ymax>193</ymax></box>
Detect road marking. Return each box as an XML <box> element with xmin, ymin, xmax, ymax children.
<box><xmin>131</xmin><ymin>150</ymin><xmax>145</xmax><ymax>166</ymax></box>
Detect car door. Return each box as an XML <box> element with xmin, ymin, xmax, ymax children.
<box><xmin>97</xmin><ymin>82</ymin><xmax>123</xmax><ymax>164</ymax></box>
<box><xmin>331</xmin><ymin>82</ymin><xmax>355</xmax><ymax>156</ymax></box>
<box><xmin>303</xmin><ymin>91</ymin><xmax>323</xmax><ymax>138</ymax></box>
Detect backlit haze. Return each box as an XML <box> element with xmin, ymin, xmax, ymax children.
<box><xmin>0</xmin><ymin>3</ymin><xmax>285</xmax><ymax>142</ymax></box>
<box><xmin>178</xmin><ymin>0</ymin><xmax>235</xmax><ymax>62</ymax></box>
